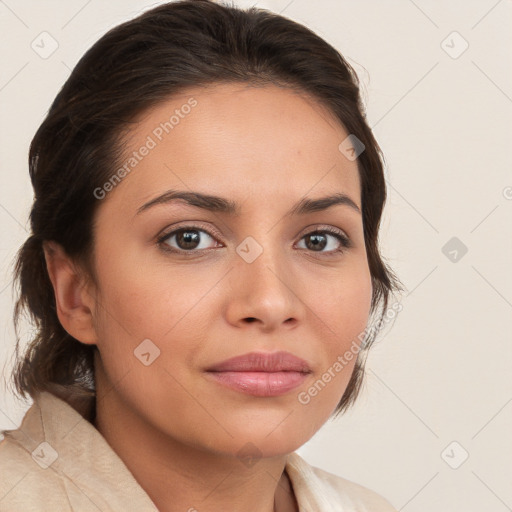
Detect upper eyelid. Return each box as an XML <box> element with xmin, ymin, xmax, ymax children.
<box><xmin>157</xmin><ymin>222</ymin><xmax>350</xmax><ymax>245</ymax></box>
<box><xmin>157</xmin><ymin>221</ymin><xmax>223</xmax><ymax>242</ymax></box>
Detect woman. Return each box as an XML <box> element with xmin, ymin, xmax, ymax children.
<box><xmin>0</xmin><ymin>1</ymin><xmax>403</xmax><ymax>510</ymax></box>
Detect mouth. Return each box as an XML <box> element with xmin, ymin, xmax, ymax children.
<box><xmin>205</xmin><ymin>351</ymin><xmax>312</xmax><ymax>397</ymax></box>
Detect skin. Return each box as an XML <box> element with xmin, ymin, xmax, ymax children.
<box><xmin>44</xmin><ymin>83</ymin><xmax>373</xmax><ymax>512</ymax></box>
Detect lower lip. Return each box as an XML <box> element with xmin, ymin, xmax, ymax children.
<box><xmin>206</xmin><ymin>371</ymin><xmax>309</xmax><ymax>397</ymax></box>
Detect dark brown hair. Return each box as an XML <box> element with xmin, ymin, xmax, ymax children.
<box><xmin>7</xmin><ymin>0</ymin><xmax>402</xmax><ymax>419</ymax></box>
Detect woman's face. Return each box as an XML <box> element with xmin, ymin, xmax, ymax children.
<box><xmin>88</xmin><ymin>83</ymin><xmax>372</xmax><ymax>458</ymax></box>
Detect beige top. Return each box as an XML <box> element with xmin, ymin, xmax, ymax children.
<box><xmin>0</xmin><ymin>391</ymin><xmax>397</xmax><ymax>511</ymax></box>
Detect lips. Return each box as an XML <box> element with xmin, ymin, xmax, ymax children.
<box><xmin>205</xmin><ymin>351</ymin><xmax>312</xmax><ymax>397</ymax></box>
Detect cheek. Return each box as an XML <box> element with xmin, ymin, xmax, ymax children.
<box><xmin>91</xmin><ymin>258</ymin><xmax>206</xmax><ymax>406</ymax></box>
<box><xmin>319</xmin><ymin>261</ymin><xmax>373</xmax><ymax>340</ymax></box>
<box><xmin>93</xmin><ymin>245</ymin><xmax>200</xmax><ymax>337</ymax></box>
<box><xmin>91</xmin><ymin>249</ymin><xmax>220</xmax><ymax>390</ymax></box>
<box><xmin>302</xmin><ymin>263</ymin><xmax>372</xmax><ymax>411</ymax></box>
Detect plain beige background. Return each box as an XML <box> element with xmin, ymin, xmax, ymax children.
<box><xmin>1</xmin><ymin>1</ymin><xmax>511</xmax><ymax>511</ymax></box>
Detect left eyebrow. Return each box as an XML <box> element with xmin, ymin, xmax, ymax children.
<box><xmin>136</xmin><ymin>190</ymin><xmax>361</xmax><ymax>217</ymax></box>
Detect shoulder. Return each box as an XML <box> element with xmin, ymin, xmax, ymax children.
<box><xmin>0</xmin><ymin>392</ymin><xmax>158</xmax><ymax>512</ymax></box>
<box><xmin>286</xmin><ymin>452</ymin><xmax>398</xmax><ymax>512</ymax></box>
<box><xmin>0</xmin><ymin>433</ymin><xmax>73</xmax><ymax>511</ymax></box>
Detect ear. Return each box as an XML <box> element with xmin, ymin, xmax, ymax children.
<box><xmin>43</xmin><ymin>241</ymin><xmax>98</xmax><ymax>346</ymax></box>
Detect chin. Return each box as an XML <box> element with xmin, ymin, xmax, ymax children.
<box><xmin>199</xmin><ymin>412</ymin><xmax>322</xmax><ymax>460</ymax></box>
<box><xmin>213</xmin><ymin>434</ymin><xmax>306</xmax><ymax>462</ymax></box>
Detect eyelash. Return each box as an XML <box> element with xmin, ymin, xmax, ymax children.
<box><xmin>156</xmin><ymin>223</ymin><xmax>352</xmax><ymax>257</ymax></box>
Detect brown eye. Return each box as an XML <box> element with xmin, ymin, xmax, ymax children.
<box><xmin>172</xmin><ymin>229</ymin><xmax>201</xmax><ymax>250</ymax></box>
<box><xmin>158</xmin><ymin>227</ymin><xmax>220</xmax><ymax>253</ymax></box>
<box><xmin>304</xmin><ymin>232</ymin><xmax>328</xmax><ymax>251</ymax></box>
<box><xmin>297</xmin><ymin>228</ymin><xmax>351</xmax><ymax>255</ymax></box>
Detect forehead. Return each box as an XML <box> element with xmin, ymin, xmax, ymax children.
<box><xmin>102</xmin><ymin>83</ymin><xmax>361</xmax><ymax>214</ymax></box>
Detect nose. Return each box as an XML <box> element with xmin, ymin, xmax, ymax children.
<box><xmin>224</xmin><ymin>241</ymin><xmax>304</xmax><ymax>332</ymax></box>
